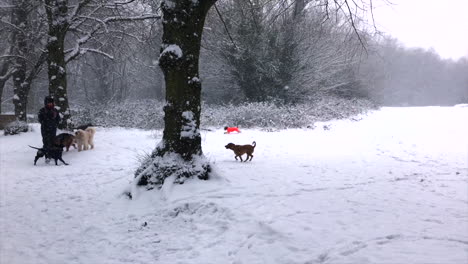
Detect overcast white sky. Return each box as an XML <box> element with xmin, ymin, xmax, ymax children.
<box><xmin>371</xmin><ymin>0</ymin><xmax>468</xmax><ymax>60</ymax></box>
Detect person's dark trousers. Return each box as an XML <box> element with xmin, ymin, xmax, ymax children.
<box><xmin>41</xmin><ymin>128</ymin><xmax>57</xmax><ymax>150</ymax></box>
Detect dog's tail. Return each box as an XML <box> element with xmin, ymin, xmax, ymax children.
<box><xmin>252</xmin><ymin>141</ymin><xmax>256</xmax><ymax>148</ymax></box>
<box><xmin>29</xmin><ymin>145</ymin><xmax>42</xmax><ymax>150</ymax></box>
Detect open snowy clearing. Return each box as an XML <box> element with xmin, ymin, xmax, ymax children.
<box><xmin>1</xmin><ymin>106</ymin><xmax>467</xmax><ymax>264</ymax></box>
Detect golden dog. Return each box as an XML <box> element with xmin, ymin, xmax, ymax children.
<box><xmin>75</xmin><ymin>127</ymin><xmax>96</xmax><ymax>151</ymax></box>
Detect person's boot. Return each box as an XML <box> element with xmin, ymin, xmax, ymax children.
<box><xmin>43</xmin><ymin>144</ymin><xmax>51</xmax><ymax>164</ymax></box>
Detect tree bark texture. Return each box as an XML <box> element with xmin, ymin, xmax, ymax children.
<box><xmin>0</xmin><ymin>57</ymin><xmax>13</xmax><ymax>114</ymax></box>
<box><xmin>11</xmin><ymin>1</ymin><xmax>29</xmax><ymax>121</ymax></box>
<box><xmin>45</xmin><ymin>0</ymin><xmax>71</xmax><ymax>129</ymax></box>
<box><xmin>135</xmin><ymin>0</ymin><xmax>216</xmax><ymax>188</ymax></box>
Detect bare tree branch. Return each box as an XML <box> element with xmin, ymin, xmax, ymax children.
<box><xmin>104</xmin><ymin>14</ymin><xmax>161</xmax><ymax>23</ymax></box>
<box><xmin>66</xmin><ymin>13</ymin><xmax>160</xmax><ymax>63</ymax></box>
<box><xmin>214</xmin><ymin>3</ymin><xmax>237</xmax><ymax>49</ymax></box>
<box><xmin>0</xmin><ymin>66</ymin><xmax>15</xmax><ymax>81</ymax></box>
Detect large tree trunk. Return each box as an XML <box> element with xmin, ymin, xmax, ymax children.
<box><xmin>134</xmin><ymin>0</ymin><xmax>216</xmax><ymax>189</ymax></box>
<box><xmin>45</xmin><ymin>0</ymin><xmax>72</xmax><ymax>129</ymax></box>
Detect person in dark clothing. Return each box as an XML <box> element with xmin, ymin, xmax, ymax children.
<box><xmin>38</xmin><ymin>96</ymin><xmax>61</xmax><ymax>150</ymax></box>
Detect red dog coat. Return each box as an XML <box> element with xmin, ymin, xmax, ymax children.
<box><xmin>224</xmin><ymin>126</ymin><xmax>241</xmax><ymax>133</ymax></box>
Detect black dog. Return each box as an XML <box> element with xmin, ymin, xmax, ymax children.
<box><xmin>29</xmin><ymin>145</ymin><xmax>69</xmax><ymax>166</ymax></box>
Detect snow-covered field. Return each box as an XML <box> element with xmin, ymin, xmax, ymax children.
<box><xmin>1</xmin><ymin>106</ymin><xmax>467</xmax><ymax>264</ymax></box>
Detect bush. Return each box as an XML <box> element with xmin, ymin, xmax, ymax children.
<box><xmin>4</xmin><ymin>121</ymin><xmax>29</xmax><ymax>135</ymax></box>
<box><xmin>71</xmin><ymin>100</ymin><xmax>165</xmax><ymax>129</ymax></box>
<box><xmin>69</xmin><ymin>96</ymin><xmax>377</xmax><ymax>130</ymax></box>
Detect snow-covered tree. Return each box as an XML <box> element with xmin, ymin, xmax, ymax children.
<box><xmin>67</xmin><ymin>1</ymin><xmax>164</xmax><ymax>105</ymax></box>
<box><xmin>3</xmin><ymin>0</ymin><xmax>47</xmax><ymax>120</ymax></box>
<box><xmin>133</xmin><ymin>0</ymin><xmax>376</xmax><ymax>190</ymax></box>
<box><xmin>0</xmin><ymin>45</ymin><xmax>15</xmax><ymax>113</ymax></box>
<box><xmin>200</xmin><ymin>0</ymin><xmax>369</xmax><ymax>104</ymax></box>
<box><xmin>134</xmin><ymin>0</ymin><xmax>216</xmax><ymax>188</ymax></box>
<box><xmin>43</xmin><ymin>0</ymin><xmax>159</xmax><ymax>128</ymax></box>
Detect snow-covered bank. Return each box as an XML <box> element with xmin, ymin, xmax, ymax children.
<box><xmin>1</xmin><ymin>107</ymin><xmax>467</xmax><ymax>264</ymax></box>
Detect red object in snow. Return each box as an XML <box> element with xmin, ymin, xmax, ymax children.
<box><xmin>224</xmin><ymin>126</ymin><xmax>241</xmax><ymax>134</ymax></box>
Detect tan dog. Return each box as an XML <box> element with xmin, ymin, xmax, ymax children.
<box><xmin>225</xmin><ymin>141</ymin><xmax>256</xmax><ymax>162</ymax></box>
<box><xmin>75</xmin><ymin>127</ymin><xmax>96</xmax><ymax>151</ymax></box>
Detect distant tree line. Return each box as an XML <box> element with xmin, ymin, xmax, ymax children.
<box><xmin>359</xmin><ymin>37</ymin><xmax>468</xmax><ymax>106</ymax></box>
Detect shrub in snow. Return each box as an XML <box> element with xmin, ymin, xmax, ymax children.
<box><xmin>71</xmin><ymin>100</ymin><xmax>165</xmax><ymax>129</ymax></box>
<box><xmin>202</xmin><ymin>96</ymin><xmax>376</xmax><ymax>129</ymax></box>
<box><xmin>4</xmin><ymin>121</ymin><xmax>29</xmax><ymax>135</ymax></box>
<box><xmin>202</xmin><ymin>102</ymin><xmax>314</xmax><ymax>128</ymax></box>
<box><xmin>69</xmin><ymin>96</ymin><xmax>376</xmax><ymax>130</ymax></box>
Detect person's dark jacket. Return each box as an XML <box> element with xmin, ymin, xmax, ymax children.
<box><xmin>38</xmin><ymin>98</ymin><xmax>61</xmax><ymax>148</ymax></box>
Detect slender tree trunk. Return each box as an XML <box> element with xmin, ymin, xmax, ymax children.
<box><xmin>45</xmin><ymin>0</ymin><xmax>71</xmax><ymax>129</ymax></box>
<box><xmin>135</xmin><ymin>0</ymin><xmax>216</xmax><ymax>188</ymax></box>
<box><xmin>7</xmin><ymin>1</ymin><xmax>46</xmax><ymax>118</ymax></box>
<box><xmin>12</xmin><ymin>65</ymin><xmax>29</xmax><ymax>121</ymax></box>
<box><xmin>0</xmin><ymin>61</ymin><xmax>13</xmax><ymax>114</ymax></box>
<box><xmin>0</xmin><ymin>40</ymin><xmax>14</xmax><ymax>113</ymax></box>
<box><xmin>11</xmin><ymin>1</ymin><xmax>29</xmax><ymax>121</ymax></box>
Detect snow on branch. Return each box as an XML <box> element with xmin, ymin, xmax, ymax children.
<box><xmin>0</xmin><ymin>55</ymin><xmax>27</xmax><ymax>61</ymax></box>
<box><xmin>66</xmin><ymin>48</ymin><xmax>114</xmax><ymax>62</ymax></box>
<box><xmin>0</xmin><ymin>67</ymin><xmax>16</xmax><ymax>81</ymax></box>
<box><xmin>69</xmin><ymin>4</ymin><xmax>104</xmax><ymax>30</ymax></box>
<box><xmin>104</xmin><ymin>14</ymin><xmax>161</xmax><ymax>23</ymax></box>
<box><xmin>86</xmin><ymin>0</ymin><xmax>139</xmax><ymax>8</ymax></box>
<box><xmin>0</xmin><ymin>19</ymin><xmax>26</xmax><ymax>33</ymax></box>
<box><xmin>76</xmin><ymin>15</ymin><xmax>109</xmax><ymax>32</ymax></box>
<box><xmin>113</xmin><ymin>0</ymin><xmax>137</xmax><ymax>5</ymax></box>
<box><xmin>107</xmin><ymin>30</ymin><xmax>146</xmax><ymax>43</ymax></box>
<box><xmin>161</xmin><ymin>44</ymin><xmax>183</xmax><ymax>59</ymax></box>
<box><xmin>68</xmin><ymin>0</ymin><xmax>94</xmax><ymax>22</ymax></box>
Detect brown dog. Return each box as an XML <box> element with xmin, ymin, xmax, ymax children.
<box><xmin>54</xmin><ymin>133</ymin><xmax>76</xmax><ymax>151</ymax></box>
<box><xmin>225</xmin><ymin>141</ymin><xmax>256</xmax><ymax>162</ymax></box>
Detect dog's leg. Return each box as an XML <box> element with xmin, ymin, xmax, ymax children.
<box><xmin>249</xmin><ymin>154</ymin><xmax>253</xmax><ymax>161</ymax></box>
<box><xmin>78</xmin><ymin>143</ymin><xmax>82</xmax><ymax>152</ymax></box>
<box><xmin>54</xmin><ymin>158</ymin><xmax>58</xmax><ymax>165</ymax></box>
<box><xmin>59</xmin><ymin>158</ymin><xmax>69</xmax><ymax>166</ymax></box>
<box><xmin>34</xmin><ymin>156</ymin><xmax>40</xmax><ymax>165</ymax></box>
<box><xmin>238</xmin><ymin>155</ymin><xmax>243</xmax><ymax>162</ymax></box>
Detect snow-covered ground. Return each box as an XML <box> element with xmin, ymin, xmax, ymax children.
<box><xmin>1</xmin><ymin>106</ymin><xmax>467</xmax><ymax>264</ymax></box>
